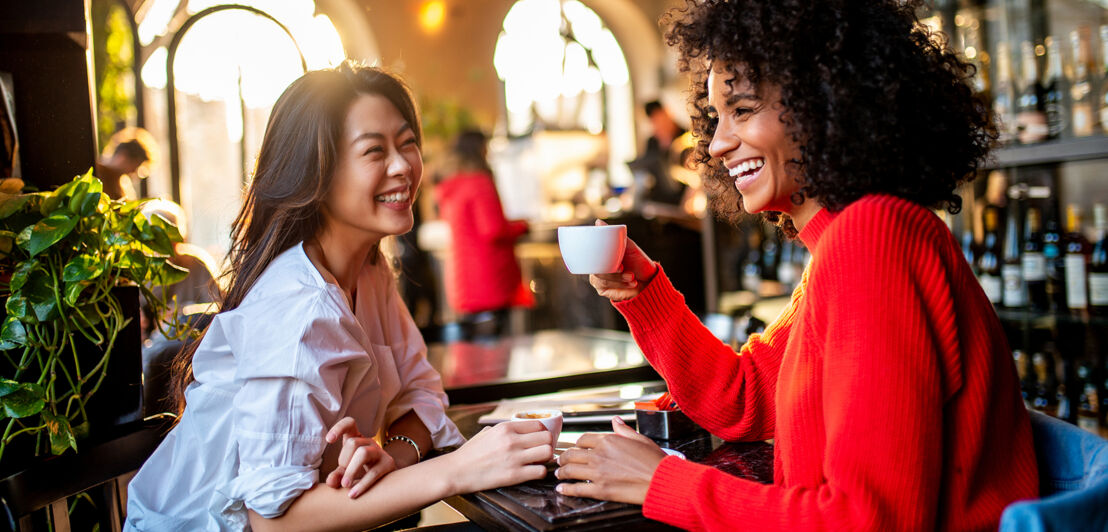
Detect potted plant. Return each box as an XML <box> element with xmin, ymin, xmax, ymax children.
<box><xmin>0</xmin><ymin>170</ymin><xmax>187</xmax><ymax>469</ymax></box>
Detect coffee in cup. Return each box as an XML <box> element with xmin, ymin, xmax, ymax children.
<box><xmin>510</xmin><ymin>409</ymin><xmax>563</xmax><ymax>445</ymax></box>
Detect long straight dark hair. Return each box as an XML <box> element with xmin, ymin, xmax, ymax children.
<box><xmin>171</xmin><ymin>62</ymin><xmax>423</xmax><ymax>410</ymax></box>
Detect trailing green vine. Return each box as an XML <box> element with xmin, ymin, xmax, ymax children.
<box><xmin>0</xmin><ymin>170</ymin><xmax>188</xmax><ymax>465</ymax></box>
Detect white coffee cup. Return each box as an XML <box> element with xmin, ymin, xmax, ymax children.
<box><xmin>510</xmin><ymin>409</ymin><xmax>563</xmax><ymax>445</ymax></box>
<box><xmin>557</xmin><ymin>224</ymin><xmax>627</xmax><ymax>274</ymax></box>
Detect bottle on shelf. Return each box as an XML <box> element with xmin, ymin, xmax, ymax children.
<box><xmin>1076</xmin><ymin>363</ymin><xmax>1099</xmax><ymax>434</ymax></box>
<box><xmin>1088</xmin><ymin>203</ymin><xmax>1108</xmax><ymax>315</ymax></box>
<box><xmin>1014</xmin><ymin>349</ymin><xmax>1033</xmax><ymax>409</ymax></box>
<box><xmin>1017</xmin><ymin>40</ymin><xmax>1049</xmax><ymax>144</ymax></box>
<box><xmin>1043</xmin><ymin>35</ymin><xmax>1071</xmax><ymax>140</ymax></box>
<box><xmin>1064</xmin><ymin>204</ymin><xmax>1091</xmax><ymax>314</ymax></box>
<box><xmin>993</xmin><ymin>41</ymin><xmax>1018</xmax><ymax>145</ymax></box>
<box><xmin>962</xmin><ymin>228</ymin><xmax>978</xmax><ymax>273</ymax></box>
<box><xmin>1002</xmin><ymin>200</ymin><xmax>1026</xmax><ymax>308</ymax></box>
<box><xmin>1043</xmin><ymin>211</ymin><xmax>1066</xmax><ymax>311</ymax></box>
<box><xmin>1071</xmin><ymin>28</ymin><xmax>1096</xmax><ymax>137</ymax></box>
<box><xmin>741</xmin><ymin>226</ymin><xmax>763</xmax><ymax>293</ymax></box>
<box><xmin>979</xmin><ymin>207</ymin><xmax>1003</xmax><ymax>305</ymax></box>
<box><xmin>1023</xmin><ymin>207</ymin><xmax>1049</xmax><ymax>311</ymax></box>
<box><xmin>1031</xmin><ymin>351</ymin><xmax>1058</xmax><ymax>416</ymax></box>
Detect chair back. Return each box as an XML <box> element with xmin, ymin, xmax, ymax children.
<box><xmin>998</xmin><ymin>410</ymin><xmax>1108</xmax><ymax>531</ymax></box>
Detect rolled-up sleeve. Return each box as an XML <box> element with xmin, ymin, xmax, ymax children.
<box><xmin>384</xmin><ymin>289</ymin><xmax>465</xmax><ymax>449</ymax></box>
<box><xmin>216</xmin><ymin>292</ymin><xmax>371</xmax><ymax>519</ymax></box>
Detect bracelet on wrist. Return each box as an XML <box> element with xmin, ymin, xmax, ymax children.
<box><xmin>384</xmin><ymin>434</ymin><xmax>422</xmax><ymax>462</ymax></box>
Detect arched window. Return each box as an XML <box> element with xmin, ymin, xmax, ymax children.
<box><xmin>136</xmin><ymin>0</ymin><xmax>345</xmax><ymax>263</ymax></box>
<box><xmin>493</xmin><ymin>0</ymin><xmax>635</xmax><ymax>192</ymax></box>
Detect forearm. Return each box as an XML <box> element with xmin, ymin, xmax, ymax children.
<box><xmin>249</xmin><ymin>455</ymin><xmax>457</xmax><ymax>532</ymax></box>
<box><xmin>385</xmin><ymin>410</ymin><xmax>432</xmax><ymax>468</ymax></box>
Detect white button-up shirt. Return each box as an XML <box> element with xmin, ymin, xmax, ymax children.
<box><xmin>125</xmin><ymin>243</ymin><xmax>464</xmax><ymax>531</ymax></box>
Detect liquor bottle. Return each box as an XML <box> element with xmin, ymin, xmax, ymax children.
<box><xmin>1071</xmin><ymin>28</ymin><xmax>1096</xmax><ymax>137</ymax></box>
<box><xmin>1099</xmin><ymin>25</ymin><xmax>1108</xmax><ymax>134</ymax></box>
<box><xmin>1014</xmin><ymin>349</ymin><xmax>1033</xmax><ymax>409</ymax></box>
<box><xmin>993</xmin><ymin>42</ymin><xmax>1018</xmax><ymax>145</ymax></box>
<box><xmin>962</xmin><ymin>228</ymin><xmax>977</xmax><ymax>273</ymax></box>
<box><xmin>1076</xmin><ymin>363</ymin><xmax>1099</xmax><ymax>433</ymax></box>
<box><xmin>1002</xmin><ymin>203</ymin><xmax>1026</xmax><ymax>308</ymax></box>
<box><xmin>1064</xmin><ymin>204</ymin><xmax>1091</xmax><ymax>313</ymax></box>
<box><xmin>1088</xmin><ymin>203</ymin><xmax>1108</xmax><ymax>315</ymax></box>
<box><xmin>1031</xmin><ymin>351</ymin><xmax>1058</xmax><ymax>415</ymax></box>
<box><xmin>1016</xmin><ymin>41</ymin><xmax>1048</xmax><ymax>144</ymax></box>
<box><xmin>1048</xmin><ymin>342</ymin><xmax>1073</xmax><ymax>422</ymax></box>
<box><xmin>1042</xmin><ymin>36</ymin><xmax>1070</xmax><ymax>139</ymax></box>
<box><xmin>979</xmin><ymin>207</ymin><xmax>1003</xmax><ymax>304</ymax></box>
<box><xmin>1022</xmin><ymin>208</ymin><xmax>1048</xmax><ymax>311</ymax></box>
<box><xmin>1043</xmin><ymin>213</ymin><xmax>1066</xmax><ymax>311</ymax></box>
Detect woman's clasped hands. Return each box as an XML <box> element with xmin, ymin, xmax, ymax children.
<box><xmin>554</xmin><ymin>417</ymin><xmax>667</xmax><ymax>505</ymax></box>
<box><xmin>324</xmin><ymin>416</ymin><xmax>554</xmax><ymax>499</ymax></box>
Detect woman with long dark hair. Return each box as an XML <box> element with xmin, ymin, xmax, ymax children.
<box><xmin>125</xmin><ymin>63</ymin><xmax>552</xmax><ymax>531</ymax></box>
<box><xmin>554</xmin><ymin>1</ymin><xmax>1038</xmax><ymax>529</ymax></box>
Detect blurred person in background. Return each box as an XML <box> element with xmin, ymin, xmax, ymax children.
<box><xmin>630</xmin><ymin>100</ymin><xmax>688</xmax><ymax>206</ymax></box>
<box><xmin>435</xmin><ymin>129</ymin><xmax>532</xmax><ymax>337</ymax></box>
<box><xmin>97</xmin><ymin>127</ymin><xmax>158</xmax><ymax>200</ymax></box>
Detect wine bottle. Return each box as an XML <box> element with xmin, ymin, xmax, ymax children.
<box><xmin>1088</xmin><ymin>203</ymin><xmax>1108</xmax><ymax>315</ymax></box>
<box><xmin>1076</xmin><ymin>363</ymin><xmax>1099</xmax><ymax>434</ymax></box>
<box><xmin>1017</xmin><ymin>41</ymin><xmax>1049</xmax><ymax>144</ymax></box>
<box><xmin>1031</xmin><ymin>351</ymin><xmax>1058</xmax><ymax>416</ymax></box>
<box><xmin>1071</xmin><ymin>28</ymin><xmax>1096</xmax><ymax>137</ymax></box>
<box><xmin>1023</xmin><ymin>208</ymin><xmax>1049</xmax><ymax>312</ymax></box>
<box><xmin>1064</xmin><ymin>204</ymin><xmax>1091</xmax><ymax>313</ymax></box>
<box><xmin>1014</xmin><ymin>349</ymin><xmax>1033</xmax><ymax>409</ymax></box>
<box><xmin>1002</xmin><ymin>203</ymin><xmax>1026</xmax><ymax>308</ymax></box>
<box><xmin>993</xmin><ymin>42</ymin><xmax>1018</xmax><ymax>145</ymax></box>
<box><xmin>962</xmin><ymin>228</ymin><xmax>977</xmax><ymax>273</ymax></box>
<box><xmin>1043</xmin><ymin>36</ymin><xmax>1070</xmax><ymax>139</ymax></box>
<box><xmin>1043</xmin><ymin>213</ymin><xmax>1066</xmax><ymax>311</ymax></box>
<box><xmin>979</xmin><ymin>207</ymin><xmax>1003</xmax><ymax>304</ymax></box>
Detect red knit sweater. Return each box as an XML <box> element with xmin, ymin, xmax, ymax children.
<box><xmin>435</xmin><ymin>172</ymin><xmax>529</xmax><ymax>313</ymax></box>
<box><xmin>615</xmin><ymin>195</ymin><xmax>1038</xmax><ymax>531</ymax></box>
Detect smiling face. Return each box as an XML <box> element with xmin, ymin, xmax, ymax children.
<box><xmin>322</xmin><ymin>93</ymin><xmax>423</xmax><ymax>244</ymax></box>
<box><xmin>706</xmin><ymin>66</ymin><xmax>806</xmax><ymax>218</ymax></box>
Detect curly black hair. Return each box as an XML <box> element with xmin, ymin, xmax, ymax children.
<box><xmin>664</xmin><ymin>0</ymin><xmax>995</xmax><ymax>236</ymax></box>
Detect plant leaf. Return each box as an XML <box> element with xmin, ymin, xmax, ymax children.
<box><xmin>0</xmin><ymin>379</ymin><xmax>19</xmax><ymax>397</ymax></box>
<box><xmin>2</xmin><ymin>383</ymin><xmax>45</xmax><ymax>418</ymax></box>
<box><xmin>0</xmin><ymin>194</ymin><xmax>30</xmax><ymax>219</ymax></box>
<box><xmin>146</xmin><ymin>225</ymin><xmax>173</xmax><ymax>255</ymax></box>
<box><xmin>4</xmin><ymin>294</ymin><xmax>28</xmax><ymax>320</ymax></box>
<box><xmin>9</xmin><ymin>259</ymin><xmax>38</xmax><ymax>292</ymax></box>
<box><xmin>42</xmin><ymin>410</ymin><xmax>78</xmax><ymax>455</ymax></box>
<box><xmin>64</xmin><ymin>280</ymin><xmax>88</xmax><ymax>306</ymax></box>
<box><xmin>19</xmin><ymin>213</ymin><xmax>78</xmax><ymax>257</ymax></box>
<box><xmin>62</xmin><ymin>254</ymin><xmax>104</xmax><ymax>282</ymax></box>
<box><xmin>40</xmin><ymin>181</ymin><xmax>74</xmax><ymax>215</ymax></box>
<box><xmin>149</xmin><ymin>259</ymin><xmax>189</xmax><ymax>286</ymax></box>
<box><xmin>22</xmin><ymin>274</ymin><xmax>58</xmax><ymax>322</ymax></box>
<box><xmin>147</xmin><ymin>212</ymin><xmax>184</xmax><ymax>243</ymax></box>
<box><xmin>0</xmin><ymin>317</ymin><xmax>27</xmax><ymax>348</ymax></box>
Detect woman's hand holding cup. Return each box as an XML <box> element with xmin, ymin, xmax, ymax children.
<box><xmin>443</xmin><ymin>421</ymin><xmax>553</xmax><ymax>495</ymax></box>
<box><xmin>587</xmin><ymin>220</ymin><xmax>658</xmax><ymax>302</ymax></box>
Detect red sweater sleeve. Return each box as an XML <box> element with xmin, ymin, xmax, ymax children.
<box><xmin>641</xmin><ymin>206</ymin><xmax>952</xmax><ymax>531</ymax></box>
<box><xmin>614</xmin><ymin>266</ymin><xmax>808</xmax><ymax>441</ymax></box>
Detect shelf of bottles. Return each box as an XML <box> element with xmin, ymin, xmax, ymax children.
<box><xmin>925</xmin><ymin>0</ymin><xmax>1108</xmax><ymax>438</ymax></box>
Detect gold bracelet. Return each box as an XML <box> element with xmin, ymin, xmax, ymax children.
<box><xmin>384</xmin><ymin>434</ymin><xmax>421</xmax><ymax>462</ymax></box>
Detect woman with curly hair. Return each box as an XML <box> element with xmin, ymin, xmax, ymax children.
<box><xmin>554</xmin><ymin>1</ymin><xmax>1038</xmax><ymax>529</ymax></box>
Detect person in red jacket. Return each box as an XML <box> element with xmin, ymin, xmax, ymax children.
<box><xmin>435</xmin><ymin>130</ymin><xmax>531</xmax><ymax>337</ymax></box>
<box><xmin>553</xmin><ymin>1</ymin><xmax>1039</xmax><ymax>530</ymax></box>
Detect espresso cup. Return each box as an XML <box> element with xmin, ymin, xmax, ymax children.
<box><xmin>557</xmin><ymin>224</ymin><xmax>627</xmax><ymax>274</ymax></box>
<box><xmin>511</xmin><ymin>409</ymin><xmax>563</xmax><ymax>445</ymax></box>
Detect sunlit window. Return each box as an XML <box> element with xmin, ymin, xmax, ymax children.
<box><xmin>493</xmin><ymin>0</ymin><xmax>635</xmax><ymax>188</ymax></box>
<box><xmin>138</xmin><ymin>0</ymin><xmax>346</xmax><ymax>264</ymax></box>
